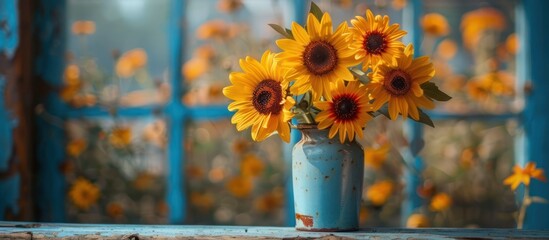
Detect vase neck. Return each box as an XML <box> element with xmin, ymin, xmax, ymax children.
<box><xmin>298</xmin><ymin>125</ymin><xmax>330</xmax><ymax>141</ymax></box>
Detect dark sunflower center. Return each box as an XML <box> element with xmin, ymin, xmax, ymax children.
<box><xmin>384</xmin><ymin>70</ymin><xmax>412</xmax><ymax>96</ymax></box>
<box><xmin>333</xmin><ymin>95</ymin><xmax>358</xmax><ymax>121</ymax></box>
<box><xmin>303</xmin><ymin>41</ymin><xmax>338</xmax><ymax>76</ymax></box>
<box><xmin>252</xmin><ymin>79</ymin><xmax>283</xmax><ymax>114</ymax></box>
<box><xmin>363</xmin><ymin>32</ymin><xmax>386</xmax><ymax>55</ymax></box>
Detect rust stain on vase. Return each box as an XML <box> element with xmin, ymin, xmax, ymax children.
<box><xmin>295</xmin><ymin>213</ymin><xmax>314</xmax><ymax>227</ymax></box>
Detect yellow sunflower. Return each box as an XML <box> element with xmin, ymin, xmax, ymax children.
<box><xmin>367</xmin><ymin>44</ymin><xmax>435</xmax><ymax>120</ymax></box>
<box><xmin>349</xmin><ymin>9</ymin><xmax>407</xmax><ymax>69</ymax></box>
<box><xmin>314</xmin><ymin>81</ymin><xmax>373</xmax><ymax>143</ymax></box>
<box><xmin>223</xmin><ymin>50</ymin><xmax>294</xmax><ymax>142</ymax></box>
<box><xmin>276</xmin><ymin>12</ymin><xmax>358</xmax><ymax>100</ymax></box>
<box><xmin>68</xmin><ymin>178</ymin><xmax>100</xmax><ymax>210</ymax></box>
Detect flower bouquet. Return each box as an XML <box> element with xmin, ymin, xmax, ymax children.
<box><xmin>223</xmin><ymin>2</ymin><xmax>450</xmax><ymax>231</ymax></box>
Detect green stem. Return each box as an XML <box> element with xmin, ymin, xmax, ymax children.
<box><xmin>517</xmin><ymin>186</ymin><xmax>530</xmax><ymax>229</ymax></box>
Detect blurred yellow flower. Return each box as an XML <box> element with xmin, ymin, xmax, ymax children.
<box><xmin>335</xmin><ymin>0</ymin><xmax>353</xmax><ymax>9</ymax></box>
<box><xmin>142</xmin><ymin>120</ymin><xmax>167</xmax><ymax>148</ymax></box>
<box><xmin>106</xmin><ymin>202</ymin><xmax>124</xmax><ymax>219</ymax></box>
<box><xmin>406</xmin><ymin>213</ymin><xmax>430</xmax><ymax>228</ymax></box>
<box><xmin>66</xmin><ymin>139</ymin><xmax>87</xmax><ymax>157</ymax></box>
<box><xmin>70</xmin><ymin>93</ymin><xmax>97</xmax><ymax>108</ymax></box>
<box><xmin>72</xmin><ymin>20</ymin><xmax>96</xmax><ymax>35</ymax></box>
<box><xmin>217</xmin><ymin>0</ymin><xmax>243</xmax><ymax>13</ymax></box>
<box><xmin>231</xmin><ymin>138</ymin><xmax>251</xmax><ymax>155</ymax></box>
<box><xmin>359</xmin><ymin>206</ymin><xmax>369</xmax><ymax>224</ymax></box>
<box><xmin>391</xmin><ymin>0</ymin><xmax>407</xmax><ymax>10</ymax></box>
<box><xmin>467</xmin><ymin>71</ymin><xmax>514</xmax><ymax>100</ymax></box>
<box><xmin>364</xmin><ymin>143</ymin><xmax>391</xmax><ymax>170</ymax></box>
<box><xmin>124</xmin><ymin>48</ymin><xmax>148</xmax><ymax>69</ymax></box>
<box><xmin>109</xmin><ymin>126</ymin><xmax>132</xmax><ymax>148</ymax></box>
<box><xmin>430</xmin><ymin>192</ymin><xmax>452</xmax><ymax>212</ymax></box>
<box><xmin>504</xmin><ymin>162</ymin><xmax>547</xmax><ymax>190</ymax></box>
<box><xmin>194</xmin><ymin>45</ymin><xmax>216</xmax><ymax>60</ymax></box>
<box><xmin>182</xmin><ymin>58</ymin><xmax>209</xmax><ymax>81</ymax></box>
<box><xmin>133</xmin><ymin>172</ymin><xmax>156</xmax><ymax>191</ymax></box>
<box><xmin>196</xmin><ymin>20</ymin><xmax>232</xmax><ymax>40</ymax></box>
<box><xmin>461</xmin><ymin>8</ymin><xmax>505</xmax><ymax>50</ymax></box>
<box><xmin>68</xmin><ymin>178</ymin><xmax>100</xmax><ymax>210</ymax></box>
<box><xmin>460</xmin><ymin>148</ymin><xmax>476</xmax><ymax>169</ymax></box>
<box><xmin>186</xmin><ymin>165</ymin><xmax>205</xmax><ymax>180</ymax></box>
<box><xmin>64</xmin><ymin>64</ymin><xmax>80</xmax><ymax>86</ymax></box>
<box><xmin>116</xmin><ymin>48</ymin><xmax>148</xmax><ymax>78</ymax></box>
<box><xmin>421</xmin><ymin>13</ymin><xmax>450</xmax><ymax>37</ymax></box>
<box><xmin>190</xmin><ymin>192</ymin><xmax>215</xmax><ymax>210</ymax></box>
<box><xmin>240</xmin><ymin>154</ymin><xmax>265</xmax><ymax>177</ymax></box>
<box><xmin>506</xmin><ymin>33</ymin><xmax>519</xmax><ymax>55</ymax></box>
<box><xmin>365</xmin><ymin>180</ymin><xmax>394</xmax><ymax>206</ymax></box>
<box><xmin>226</xmin><ymin>175</ymin><xmax>253</xmax><ymax>198</ymax></box>
<box><xmin>437</xmin><ymin>39</ymin><xmax>458</xmax><ymax>60</ymax></box>
<box><xmin>115</xmin><ymin>58</ymin><xmax>134</xmax><ymax>78</ymax></box>
<box><xmin>60</xmin><ymin>85</ymin><xmax>81</xmax><ymax>102</ymax></box>
<box><xmin>208</xmin><ymin>167</ymin><xmax>226</xmax><ymax>183</ymax></box>
<box><xmin>254</xmin><ymin>187</ymin><xmax>284</xmax><ymax>213</ymax></box>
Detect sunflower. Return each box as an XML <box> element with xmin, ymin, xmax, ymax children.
<box><xmin>276</xmin><ymin>12</ymin><xmax>358</xmax><ymax>100</ymax></box>
<box><xmin>68</xmin><ymin>178</ymin><xmax>100</xmax><ymax>210</ymax></box>
<box><xmin>314</xmin><ymin>81</ymin><xmax>373</xmax><ymax>143</ymax></box>
<box><xmin>367</xmin><ymin>44</ymin><xmax>435</xmax><ymax>120</ymax></box>
<box><xmin>349</xmin><ymin>9</ymin><xmax>407</xmax><ymax>69</ymax></box>
<box><xmin>223</xmin><ymin>50</ymin><xmax>294</xmax><ymax>142</ymax></box>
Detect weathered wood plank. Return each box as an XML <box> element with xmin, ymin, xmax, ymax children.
<box><xmin>0</xmin><ymin>222</ymin><xmax>548</xmax><ymax>239</ymax></box>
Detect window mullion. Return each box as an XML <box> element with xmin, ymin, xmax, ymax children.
<box><xmin>165</xmin><ymin>0</ymin><xmax>186</xmax><ymax>224</ymax></box>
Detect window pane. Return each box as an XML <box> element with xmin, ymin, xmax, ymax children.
<box><xmin>421</xmin><ymin>120</ymin><xmax>518</xmax><ymax>227</ymax></box>
<box><xmin>184</xmin><ymin>119</ymin><xmax>286</xmax><ymax>225</ymax></box>
<box><xmin>64</xmin><ymin>118</ymin><xmax>168</xmax><ymax>223</ymax></box>
<box><xmin>181</xmin><ymin>0</ymin><xmax>296</xmax><ymax>106</ymax></box>
<box><xmin>65</xmin><ymin>0</ymin><xmax>171</xmax><ymax>108</ymax></box>
<box><xmin>421</xmin><ymin>0</ymin><xmax>520</xmax><ymax>114</ymax></box>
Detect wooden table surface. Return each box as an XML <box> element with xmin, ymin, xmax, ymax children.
<box><xmin>1</xmin><ymin>222</ymin><xmax>549</xmax><ymax>239</ymax></box>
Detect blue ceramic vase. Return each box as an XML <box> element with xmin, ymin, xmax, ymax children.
<box><xmin>292</xmin><ymin>124</ymin><xmax>364</xmax><ymax>231</ymax></box>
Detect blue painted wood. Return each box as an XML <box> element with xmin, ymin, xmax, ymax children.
<box><xmin>63</xmin><ymin>104</ymin><xmax>232</xmax><ymax>120</ymax></box>
<box><xmin>1</xmin><ymin>222</ymin><xmax>549</xmax><ymax>239</ymax></box>
<box><xmin>166</xmin><ymin>0</ymin><xmax>186</xmax><ymax>224</ymax></box>
<box><xmin>34</xmin><ymin>0</ymin><xmax>68</xmax><ymax>222</ymax></box>
<box><xmin>401</xmin><ymin>0</ymin><xmax>425</xmax><ymax>225</ymax></box>
<box><xmin>283</xmin><ymin>0</ymin><xmax>308</xmax><ymax>227</ymax></box>
<box><xmin>0</xmin><ymin>0</ymin><xmax>19</xmax><ymax>220</ymax></box>
<box><xmin>427</xmin><ymin>111</ymin><xmax>519</xmax><ymax>121</ymax></box>
<box><xmin>0</xmin><ymin>0</ymin><xmax>18</xmax><ymax>59</ymax></box>
<box><xmin>523</xmin><ymin>0</ymin><xmax>549</xmax><ymax>230</ymax></box>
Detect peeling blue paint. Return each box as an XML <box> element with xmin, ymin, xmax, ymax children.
<box><xmin>34</xmin><ymin>0</ymin><xmax>67</xmax><ymax>222</ymax></box>
<box><xmin>0</xmin><ymin>174</ymin><xmax>20</xmax><ymax>217</ymax></box>
<box><xmin>0</xmin><ymin>0</ymin><xmax>19</xmax><ymax>221</ymax></box>
<box><xmin>0</xmin><ymin>0</ymin><xmax>18</xmax><ymax>58</ymax></box>
<box><xmin>523</xmin><ymin>0</ymin><xmax>549</xmax><ymax>230</ymax></box>
<box><xmin>0</xmin><ymin>77</ymin><xmax>17</xmax><ymax>171</ymax></box>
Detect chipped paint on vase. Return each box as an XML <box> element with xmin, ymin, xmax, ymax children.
<box><xmin>292</xmin><ymin>124</ymin><xmax>364</xmax><ymax>231</ymax></box>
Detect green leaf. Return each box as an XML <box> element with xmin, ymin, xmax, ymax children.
<box><xmin>413</xmin><ymin>109</ymin><xmax>435</xmax><ymax>127</ymax></box>
<box><xmin>309</xmin><ymin>2</ymin><xmax>323</xmax><ymax>21</ymax></box>
<box><xmin>421</xmin><ymin>82</ymin><xmax>452</xmax><ymax>102</ymax></box>
<box><xmin>268</xmin><ymin>24</ymin><xmax>293</xmax><ymax>39</ymax></box>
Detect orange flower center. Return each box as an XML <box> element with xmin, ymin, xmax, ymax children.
<box><xmin>253</xmin><ymin>79</ymin><xmax>283</xmax><ymax>115</ymax></box>
<box><xmin>333</xmin><ymin>95</ymin><xmax>358</xmax><ymax>121</ymax></box>
<box><xmin>384</xmin><ymin>70</ymin><xmax>412</xmax><ymax>96</ymax></box>
<box><xmin>363</xmin><ymin>32</ymin><xmax>387</xmax><ymax>55</ymax></box>
<box><xmin>303</xmin><ymin>41</ymin><xmax>338</xmax><ymax>76</ymax></box>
